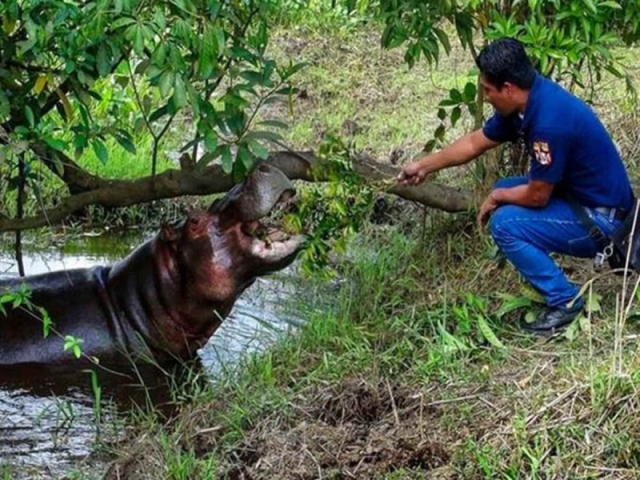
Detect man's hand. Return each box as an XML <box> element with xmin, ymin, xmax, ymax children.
<box><xmin>477</xmin><ymin>194</ymin><xmax>499</xmax><ymax>230</ymax></box>
<box><xmin>397</xmin><ymin>159</ymin><xmax>427</xmax><ymax>186</ymax></box>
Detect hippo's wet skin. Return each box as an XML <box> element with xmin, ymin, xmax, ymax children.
<box><xmin>0</xmin><ymin>164</ymin><xmax>304</xmax><ymax>367</ymax></box>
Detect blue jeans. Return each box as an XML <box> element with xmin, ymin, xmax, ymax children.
<box><xmin>489</xmin><ymin>176</ymin><xmax>621</xmax><ymax>307</ymax></box>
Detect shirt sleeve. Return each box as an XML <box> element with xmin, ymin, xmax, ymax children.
<box><xmin>483</xmin><ymin>113</ymin><xmax>519</xmax><ymax>143</ymax></box>
<box><xmin>528</xmin><ymin>130</ymin><xmax>569</xmax><ymax>184</ymax></box>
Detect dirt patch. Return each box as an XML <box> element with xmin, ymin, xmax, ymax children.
<box><xmin>215</xmin><ymin>377</ymin><xmax>453</xmax><ymax>479</ymax></box>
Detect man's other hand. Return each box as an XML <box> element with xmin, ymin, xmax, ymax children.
<box><xmin>477</xmin><ymin>194</ymin><xmax>499</xmax><ymax>231</ymax></box>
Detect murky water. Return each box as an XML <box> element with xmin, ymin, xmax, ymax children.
<box><xmin>0</xmin><ymin>230</ymin><xmax>303</xmax><ymax>478</ymax></box>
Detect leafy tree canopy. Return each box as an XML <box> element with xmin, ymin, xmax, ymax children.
<box><xmin>0</xmin><ymin>0</ymin><xmax>303</xmax><ymax>230</ymax></box>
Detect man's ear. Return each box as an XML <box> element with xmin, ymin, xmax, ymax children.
<box><xmin>503</xmin><ymin>81</ymin><xmax>516</xmax><ymax>93</ymax></box>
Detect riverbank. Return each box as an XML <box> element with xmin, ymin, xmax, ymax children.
<box><xmin>101</xmin><ymin>215</ymin><xmax>640</xmax><ymax>479</ymax></box>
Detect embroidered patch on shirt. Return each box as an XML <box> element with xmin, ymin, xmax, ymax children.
<box><xmin>532</xmin><ymin>141</ymin><xmax>552</xmax><ymax>166</ymax></box>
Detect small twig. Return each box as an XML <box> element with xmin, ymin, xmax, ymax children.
<box><xmin>352</xmin><ymin>456</ymin><xmax>366</xmax><ymax>475</ymax></box>
<box><xmin>193</xmin><ymin>425</ymin><xmax>223</xmax><ymax>436</ymax></box>
<box><xmin>426</xmin><ymin>394</ymin><xmax>479</xmax><ymax>407</ymax></box>
<box><xmin>583</xmin><ymin>465</ymin><xmax>640</xmax><ymax>474</ymax></box>
<box><xmin>478</xmin><ymin>396</ymin><xmax>499</xmax><ymax>411</ymax></box>
<box><xmin>303</xmin><ymin>447</ymin><xmax>323</xmax><ymax>479</ymax></box>
<box><xmin>511</xmin><ymin>347</ymin><xmax>566</xmax><ymax>357</ymax></box>
<box><xmin>385</xmin><ymin>378</ymin><xmax>400</xmax><ymax>427</ymax></box>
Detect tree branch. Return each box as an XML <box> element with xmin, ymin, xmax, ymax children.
<box><xmin>0</xmin><ymin>151</ymin><xmax>472</xmax><ymax>232</ymax></box>
<box><xmin>30</xmin><ymin>144</ymin><xmax>108</xmax><ymax>194</ymax></box>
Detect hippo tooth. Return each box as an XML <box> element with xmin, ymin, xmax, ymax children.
<box><xmin>251</xmin><ymin>235</ymin><xmax>305</xmax><ymax>260</ymax></box>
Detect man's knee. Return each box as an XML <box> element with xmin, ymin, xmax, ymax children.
<box><xmin>489</xmin><ymin>205</ymin><xmax>520</xmax><ymax>242</ymax></box>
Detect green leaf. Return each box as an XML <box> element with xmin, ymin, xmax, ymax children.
<box><xmin>495</xmin><ymin>295</ymin><xmax>532</xmax><ymax>319</ymax></box>
<box><xmin>113</xmin><ymin>131</ymin><xmax>136</xmax><ymax>154</ymax></box>
<box><xmin>151</xmin><ymin>43</ymin><xmax>168</xmax><ymax>66</ymax></box>
<box><xmin>133</xmin><ymin>24</ymin><xmax>145</xmax><ymax>55</ymax></box>
<box><xmin>63</xmin><ymin>335</ymin><xmax>84</xmax><ymax>359</ymax></box>
<box><xmin>149</xmin><ymin>105</ymin><xmax>169</xmax><ymax>123</ymax></box>
<box><xmin>280</xmin><ymin>61</ymin><xmax>309</xmax><ymax>80</ymax></box>
<box><xmin>476</xmin><ymin>316</ymin><xmax>506</xmax><ymax>349</ymax></box>
<box><xmin>239</xmin><ymin>70</ymin><xmax>263</xmax><ymax>85</ymax></box>
<box><xmin>97</xmin><ymin>43</ymin><xmax>111</xmax><ymax>76</ymax></box>
<box><xmin>585</xmin><ymin>293</ymin><xmax>602</xmax><ymax>313</ymax></box>
<box><xmin>112</xmin><ymin>17</ymin><xmax>136</xmax><ymax>30</ymax></box>
<box><xmin>246</xmin><ymin>130</ymin><xmax>284</xmax><ymax>143</ymax></box>
<box><xmin>92</xmin><ymin>139</ymin><xmax>109</xmax><ymax>165</ymax></box>
<box><xmin>463</xmin><ymin>82</ymin><xmax>477</xmax><ymax>101</ymax></box>
<box><xmin>44</xmin><ymin>136</ymin><xmax>67</xmax><ymax>151</ymax></box>
<box><xmin>214</xmin><ymin>27</ymin><xmax>225</xmax><ymax>56</ymax></box>
<box><xmin>221</xmin><ymin>145</ymin><xmax>232</xmax><ymax>174</ymax></box>
<box><xmin>159</xmin><ymin>71</ymin><xmax>175</xmax><ymax>98</ymax></box>
<box><xmin>38</xmin><ymin>307</ymin><xmax>52</xmax><ymax>338</ymax></box>
<box><xmin>450</xmin><ymin>106</ymin><xmax>461</xmax><ymax>127</ymax></box>
<box><xmin>204</xmin><ymin>130</ymin><xmax>218</xmax><ymax>152</ymax></box>
<box><xmin>582</xmin><ymin>0</ymin><xmax>597</xmax><ymax>14</ymax></box>
<box><xmin>246</xmin><ymin>138</ymin><xmax>270</xmax><ymax>160</ymax></box>
<box><xmin>449</xmin><ymin>88</ymin><xmax>463</xmax><ymax>103</ymax></box>
<box><xmin>433</xmin><ymin>27</ymin><xmax>452</xmax><ymax>55</ymax></box>
<box><xmin>24</xmin><ymin>106</ymin><xmax>35</xmax><ymax>127</ymax></box>
<box><xmin>173</xmin><ymin>76</ymin><xmax>187</xmax><ymax>108</ymax></box>
<box><xmin>237</xmin><ymin>146</ymin><xmax>255</xmax><ymax>171</ymax></box>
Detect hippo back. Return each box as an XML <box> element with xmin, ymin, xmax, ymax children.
<box><xmin>0</xmin><ymin>267</ymin><xmax>142</xmax><ymax>366</ymax></box>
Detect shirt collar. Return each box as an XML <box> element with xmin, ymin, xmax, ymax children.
<box><xmin>521</xmin><ymin>74</ymin><xmax>543</xmax><ymax>131</ymax></box>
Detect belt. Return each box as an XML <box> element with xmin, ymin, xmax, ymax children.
<box><xmin>592</xmin><ymin>207</ymin><xmax>627</xmax><ymax>221</ymax></box>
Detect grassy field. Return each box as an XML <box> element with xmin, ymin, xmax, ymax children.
<box><xmin>92</xmin><ymin>15</ymin><xmax>640</xmax><ymax>480</ymax></box>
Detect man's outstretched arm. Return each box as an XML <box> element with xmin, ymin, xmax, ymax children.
<box><xmin>398</xmin><ymin>129</ymin><xmax>501</xmax><ymax>185</ymax></box>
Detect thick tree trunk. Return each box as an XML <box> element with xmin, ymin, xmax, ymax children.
<box><xmin>0</xmin><ymin>150</ymin><xmax>473</xmax><ymax>233</ymax></box>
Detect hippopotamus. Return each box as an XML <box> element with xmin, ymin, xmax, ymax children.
<box><xmin>0</xmin><ymin>164</ymin><xmax>304</xmax><ymax>368</ymax></box>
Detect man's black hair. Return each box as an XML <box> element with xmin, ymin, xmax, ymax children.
<box><xmin>476</xmin><ymin>38</ymin><xmax>536</xmax><ymax>90</ymax></box>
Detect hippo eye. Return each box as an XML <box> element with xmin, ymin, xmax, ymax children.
<box><xmin>188</xmin><ymin>216</ymin><xmax>203</xmax><ymax>231</ymax></box>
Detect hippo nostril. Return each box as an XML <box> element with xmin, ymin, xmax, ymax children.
<box><xmin>258</xmin><ymin>164</ymin><xmax>270</xmax><ymax>173</ymax></box>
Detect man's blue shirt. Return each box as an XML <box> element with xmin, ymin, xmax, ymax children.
<box><xmin>483</xmin><ymin>74</ymin><xmax>633</xmax><ymax>211</ymax></box>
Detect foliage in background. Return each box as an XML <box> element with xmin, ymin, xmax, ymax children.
<box><xmin>377</xmin><ymin>0</ymin><xmax>640</xmax><ymax>174</ymax></box>
<box><xmin>0</xmin><ymin>0</ymin><xmax>303</xmax><ymax>221</ymax></box>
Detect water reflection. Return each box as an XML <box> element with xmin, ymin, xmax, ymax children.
<box><xmin>0</xmin><ymin>231</ymin><xmax>302</xmax><ymax>478</ymax></box>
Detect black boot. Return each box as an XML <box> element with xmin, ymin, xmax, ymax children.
<box><xmin>520</xmin><ymin>299</ymin><xmax>584</xmax><ymax>336</ymax></box>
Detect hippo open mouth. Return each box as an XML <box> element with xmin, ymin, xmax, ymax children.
<box><xmin>210</xmin><ymin>164</ymin><xmax>305</xmax><ymax>268</ymax></box>
<box><xmin>241</xmin><ymin>195</ymin><xmax>303</xmax><ymax>263</ymax></box>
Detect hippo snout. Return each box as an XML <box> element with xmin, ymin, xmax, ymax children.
<box><xmin>210</xmin><ymin>164</ymin><xmax>296</xmax><ymax>223</ymax></box>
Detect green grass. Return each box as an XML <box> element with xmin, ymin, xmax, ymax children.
<box><xmin>0</xmin><ymin>466</ymin><xmax>12</xmax><ymax>480</ymax></box>
<box><xmin>103</xmin><ymin>211</ymin><xmax>640</xmax><ymax>478</ymax></box>
<box><xmin>78</xmin><ymin>135</ymin><xmax>176</xmax><ymax>180</ymax></box>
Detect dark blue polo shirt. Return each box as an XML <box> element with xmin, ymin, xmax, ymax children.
<box><xmin>483</xmin><ymin>74</ymin><xmax>633</xmax><ymax>210</ymax></box>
